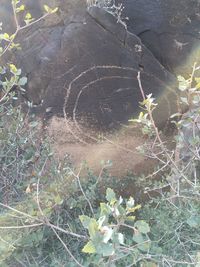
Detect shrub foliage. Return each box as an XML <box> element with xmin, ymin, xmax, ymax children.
<box><xmin>1</xmin><ymin>1</ymin><xmax>200</xmax><ymax>267</ymax></box>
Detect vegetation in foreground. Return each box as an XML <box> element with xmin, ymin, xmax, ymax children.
<box><xmin>1</xmin><ymin>1</ymin><xmax>200</xmax><ymax>266</ymax></box>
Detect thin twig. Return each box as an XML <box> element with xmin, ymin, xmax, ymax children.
<box><xmin>0</xmin><ymin>223</ymin><xmax>44</xmax><ymax>229</ymax></box>
<box><xmin>35</xmin><ymin>178</ymin><xmax>84</xmax><ymax>266</ymax></box>
<box><xmin>72</xmin><ymin>166</ymin><xmax>95</xmax><ymax>215</ymax></box>
<box><xmin>137</xmin><ymin>71</ymin><xmax>195</xmax><ymax>188</ymax></box>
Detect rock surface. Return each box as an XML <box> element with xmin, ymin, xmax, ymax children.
<box><xmin>0</xmin><ymin>0</ymin><xmax>183</xmax><ymax>176</ymax></box>
<box><xmin>1</xmin><ymin>1</ymin><xmax>178</xmax><ymax>130</ymax></box>
<box><xmin>117</xmin><ymin>0</ymin><xmax>200</xmax><ymax>76</ymax></box>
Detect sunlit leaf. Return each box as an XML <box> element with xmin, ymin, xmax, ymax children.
<box><xmin>51</xmin><ymin>7</ymin><xmax>58</xmax><ymax>13</ymax></box>
<box><xmin>9</xmin><ymin>64</ymin><xmax>18</xmax><ymax>74</ymax></box>
<box><xmin>82</xmin><ymin>241</ymin><xmax>96</xmax><ymax>254</ymax></box>
<box><xmin>25</xmin><ymin>13</ymin><xmax>32</xmax><ymax>20</ymax></box>
<box><xmin>43</xmin><ymin>5</ymin><xmax>51</xmax><ymax>13</ymax></box>
<box><xmin>16</xmin><ymin>4</ymin><xmax>25</xmax><ymax>13</ymax></box>
<box><xmin>177</xmin><ymin>75</ymin><xmax>189</xmax><ymax>91</ymax></box>
<box><xmin>126</xmin><ymin>204</ymin><xmax>141</xmax><ymax>214</ymax></box>
<box><xmin>88</xmin><ymin>219</ymin><xmax>98</xmax><ymax>238</ymax></box>
<box><xmin>3</xmin><ymin>33</ymin><xmax>10</xmax><ymax>40</ymax></box>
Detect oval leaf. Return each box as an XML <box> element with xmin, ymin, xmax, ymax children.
<box><xmin>135</xmin><ymin>220</ymin><xmax>150</xmax><ymax>234</ymax></box>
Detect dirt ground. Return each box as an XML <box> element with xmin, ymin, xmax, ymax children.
<box><xmin>46</xmin><ymin>116</ymin><xmax>157</xmax><ymax>177</ymax></box>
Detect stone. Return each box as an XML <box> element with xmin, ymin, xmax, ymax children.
<box><xmin>1</xmin><ymin>1</ymin><xmax>178</xmax><ymax>131</ymax></box>
<box><xmin>117</xmin><ymin>0</ymin><xmax>200</xmax><ymax>76</ymax></box>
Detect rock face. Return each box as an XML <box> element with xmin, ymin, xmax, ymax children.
<box><xmin>1</xmin><ymin>0</ymin><xmax>178</xmax><ymax>131</ymax></box>
<box><xmin>117</xmin><ymin>0</ymin><xmax>200</xmax><ymax>76</ymax></box>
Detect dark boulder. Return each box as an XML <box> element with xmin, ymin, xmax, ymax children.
<box><xmin>117</xmin><ymin>0</ymin><xmax>200</xmax><ymax>76</ymax></box>
<box><xmin>1</xmin><ymin>1</ymin><xmax>178</xmax><ymax>130</ymax></box>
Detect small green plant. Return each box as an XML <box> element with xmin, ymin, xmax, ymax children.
<box><xmin>0</xmin><ymin>64</ymin><xmax>27</xmax><ymax>104</ymax></box>
<box><xmin>80</xmin><ymin>188</ymin><xmax>152</xmax><ymax>266</ymax></box>
<box><xmin>128</xmin><ymin>65</ymin><xmax>200</xmax><ymax>266</ymax></box>
<box><xmin>0</xmin><ymin>0</ymin><xmax>59</xmax><ymax>204</ymax></box>
<box><xmin>129</xmin><ymin>93</ymin><xmax>158</xmax><ymax>137</ymax></box>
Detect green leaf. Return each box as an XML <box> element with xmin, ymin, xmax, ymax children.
<box><xmin>195</xmin><ymin>77</ymin><xmax>200</xmax><ymax>89</ymax></box>
<box><xmin>133</xmin><ymin>233</ymin><xmax>144</xmax><ymax>244</ymax></box>
<box><xmin>133</xmin><ymin>233</ymin><xmax>150</xmax><ymax>252</ymax></box>
<box><xmin>79</xmin><ymin>215</ymin><xmax>91</xmax><ymax>228</ymax></box>
<box><xmin>55</xmin><ymin>195</ymin><xmax>63</xmax><ymax>205</ymax></box>
<box><xmin>3</xmin><ymin>33</ymin><xmax>10</xmax><ymax>40</ymax></box>
<box><xmin>82</xmin><ymin>241</ymin><xmax>96</xmax><ymax>254</ymax></box>
<box><xmin>18</xmin><ymin>77</ymin><xmax>27</xmax><ymax>86</ymax></box>
<box><xmin>126</xmin><ymin>216</ymin><xmax>136</xmax><ymax>222</ymax></box>
<box><xmin>43</xmin><ymin>5</ymin><xmax>58</xmax><ymax>14</ymax></box>
<box><xmin>44</xmin><ymin>5</ymin><xmax>51</xmax><ymax>13</ymax></box>
<box><xmin>25</xmin><ymin>13</ymin><xmax>32</xmax><ymax>20</ymax></box>
<box><xmin>88</xmin><ymin>219</ymin><xmax>98</xmax><ymax>238</ymax></box>
<box><xmin>97</xmin><ymin>243</ymin><xmax>114</xmax><ymax>257</ymax></box>
<box><xmin>16</xmin><ymin>4</ymin><xmax>25</xmax><ymax>13</ymax></box>
<box><xmin>126</xmin><ymin>204</ymin><xmax>141</xmax><ymax>214</ymax></box>
<box><xmin>137</xmin><ymin>241</ymin><xmax>150</xmax><ymax>252</ymax></box>
<box><xmin>50</xmin><ymin>7</ymin><xmax>58</xmax><ymax>14</ymax></box>
<box><xmin>177</xmin><ymin>75</ymin><xmax>189</xmax><ymax>91</ymax></box>
<box><xmin>135</xmin><ymin>220</ymin><xmax>150</xmax><ymax>234</ymax></box>
<box><xmin>106</xmin><ymin>188</ymin><xmax>116</xmax><ymax>204</ymax></box>
<box><xmin>80</xmin><ymin>216</ymin><xmax>99</xmax><ymax>239</ymax></box>
<box><xmin>196</xmin><ymin>82</ymin><xmax>200</xmax><ymax>90</ymax></box>
<box><xmin>9</xmin><ymin>64</ymin><xmax>18</xmax><ymax>74</ymax></box>
<box><xmin>100</xmin><ymin>202</ymin><xmax>111</xmax><ymax>217</ymax></box>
